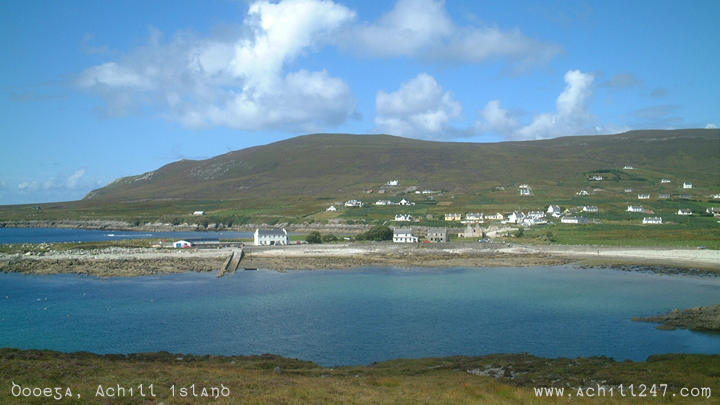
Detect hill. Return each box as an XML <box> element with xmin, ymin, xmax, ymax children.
<box><xmin>83</xmin><ymin>129</ymin><xmax>720</xmax><ymax>202</ymax></box>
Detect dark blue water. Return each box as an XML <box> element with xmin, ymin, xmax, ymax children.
<box><xmin>1</xmin><ymin>267</ymin><xmax>718</xmax><ymax>366</ymax></box>
<box><xmin>0</xmin><ymin>227</ymin><xmax>252</xmax><ymax>244</ymax></box>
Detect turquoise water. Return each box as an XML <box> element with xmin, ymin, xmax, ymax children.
<box><xmin>1</xmin><ymin>267</ymin><xmax>718</xmax><ymax>366</ymax></box>
<box><xmin>0</xmin><ymin>227</ymin><xmax>253</xmax><ymax>244</ymax></box>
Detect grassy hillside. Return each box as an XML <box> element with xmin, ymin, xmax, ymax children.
<box><xmin>82</xmin><ymin>129</ymin><xmax>720</xmax><ymax>202</ymax></box>
<box><xmin>1</xmin><ymin>129</ymin><xmax>718</xmax><ymax>249</ymax></box>
<box><xmin>1</xmin><ymin>349</ymin><xmax>717</xmax><ymax>404</ymax></box>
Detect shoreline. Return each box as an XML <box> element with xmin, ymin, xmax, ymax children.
<box><xmin>0</xmin><ymin>220</ymin><xmax>373</xmax><ymax>234</ymax></box>
<box><xmin>1</xmin><ymin>242</ymin><xmax>718</xmax><ymax>277</ymax></box>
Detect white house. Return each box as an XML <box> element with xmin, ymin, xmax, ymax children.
<box><xmin>521</xmin><ymin>217</ymin><xmax>547</xmax><ymax>226</ymax></box>
<box><xmin>393</xmin><ymin>228</ymin><xmax>418</xmax><ymax>243</ymax></box>
<box><xmin>399</xmin><ymin>198</ymin><xmax>413</xmax><ymax>206</ymax></box>
<box><xmin>254</xmin><ymin>228</ymin><xmax>288</xmax><ymax>246</ymax></box>
<box><xmin>590</xmin><ymin>175</ymin><xmax>604</xmax><ymax>181</ymax></box>
<box><xmin>677</xmin><ymin>209</ymin><xmax>692</xmax><ymax>216</ymax></box>
<box><xmin>375</xmin><ymin>200</ymin><xmax>391</xmax><ymax>206</ymax></box>
<box><xmin>561</xmin><ymin>216</ymin><xmax>588</xmax><ymax>224</ymax></box>
<box><xmin>386</xmin><ymin>180</ymin><xmax>399</xmax><ymax>186</ymax></box>
<box><xmin>582</xmin><ymin>206</ymin><xmax>599</xmax><ymax>213</ymax></box>
<box><xmin>344</xmin><ymin>200</ymin><xmax>364</xmax><ymax>208</ymax></box>
<box><xmin>394</xmin><ymin>214</ymin><xmax>413</xmax><ymax>222</ymax></box>
<box><xmin>326</xmin><ymin>205</ymin><xmax>337</xmax><ymax>212</ymax></box>
<box><xmin>638</xmin><ymin>194</ymin><xmax>651</xmax><ymax>200</ymax></box>
<box><xmin>506</xmin><ymin>211</ymin><xmax>525</xmax><ymax>224</ymax></box>
<box><xmin>624</xmin><ymin>188</ymin><xmax>633</xmax><ymax>193</ymax></box>
<box><xmin>444</xmin><ymin>213</ymin><xmax>462</xmax><ymax>221</ymax></box>
<box><xmin>707</xmin><ymin>207</ymin><xmax>720</xmax><ymax>216</ymax></box>
<box><xmin>661</xmin><ymin>178</ymin><xmax>672</xmax><ymax>183</ymax></box>
<box><xmin>683</xmin><ymin>182</ymin><xmax>693</xmax><ymax>189</ymax></box>
<box><xmin>192</xmin><ymin>211</ymin><xmax>206</xmax><ymax>216</ymax></box>
<box><xmin>485</xmin><ymin>213</ymin><xmax>504</xmax><ymax>220</ymax></box>
<box><xmin>624</xmin><ymin>165</ymin><xmax>634</xmax><ymax>170</ymax></box>
<box><xmin>547</xmin><ymin>205</ymin><xmax>562</xmax><ymax>216</ymax></box>
<box><xmin>173</xmin><ymin>240</ymin><xmax>193</xmax><ymax>248</ymax></box>
<box><xmin>465</xmin><ymin>213</ymin><xmax>483</xmax><ymax>222</ymax></box>
<box><xmin>712</xmin><ymin>193</ymin><xmax>720</xmax><ymax>199</ymax></box>
<box><xmin>519</xmin><ymin>184</ymin><xmax>533</xmax><ymax>196</ymax></box>
<box><xmin>576</xmin><ymin>190</ymin><xmax>590</xmax><ymax>196</ymax></box>
<box><xmin>642</xmin><ymin>217</ymin><xmax>663</xmax><ymax>224</ymax></box>
<box><xmin>627</xmin><ymin>205</ymin><xmax>645</xmax><ymax>213</ymax></box>
<box><xmin>527</xmin><ymin>211</ymin><xmax>545</xmax><ymax>219</ymax></box>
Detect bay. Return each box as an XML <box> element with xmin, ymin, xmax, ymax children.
<box><xmin>0</xmin><ymin>227</ymin><xmax>253</xmax><ymax>244</ymax></box>
<box><xmin>1</xmin><ymin>266</ymin><xmax>718</xmax><ymax>366</ymax></box>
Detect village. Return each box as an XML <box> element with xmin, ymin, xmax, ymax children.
<box><xmin>165</xmin><ymin>165</ymin><xmax>720</xmax><ymax>249</ymax></box>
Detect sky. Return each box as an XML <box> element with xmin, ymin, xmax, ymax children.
<box><xmin>1</xmin><ymin>0</ymin><xmax>718</xmax><ymax>205</ymax></box>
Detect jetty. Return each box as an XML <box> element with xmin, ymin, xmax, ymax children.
<box><xmin>217</xmin><ymin>247</ymin><xmax>244</xmax><ymax>278</ymax></box>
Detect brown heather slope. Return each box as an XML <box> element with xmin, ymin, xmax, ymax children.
<box><xmin>82</xmin><ymin>129</ymin><xmax>720</xmax><ymax>202</ymax></box>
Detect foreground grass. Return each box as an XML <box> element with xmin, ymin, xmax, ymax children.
<box><xmin>1</xmin><ymin>349</ymin><xmax>718</xmax><ymax>404</ymax></box>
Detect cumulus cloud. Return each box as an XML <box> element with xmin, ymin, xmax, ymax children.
<box><xmin>341</xmin><ymin>0</ymin><xmax>560</xmax><ymax>69</ymax></box>
<box><xmin>706</xmin><ymin>123</ymin><xmax>717</xmax><ymax>129</ymax></box>
<box><xmin>375</xmin><ymin>73</ymin><xmax>463</xmax><ymax>138</ymax></box>
<box><xmin>77</xmin><ymin>0</ymin><xmax>357</xmax><ymax>130</ymax></box>
<box><xmin>477</xmin><ymin>70</ymin><xmax>597</xmax><ymax>140</ymax></box>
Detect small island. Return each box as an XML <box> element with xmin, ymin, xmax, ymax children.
<box><xmin>633</xmin><ymin>305</ymin><xmax>720</xmax><ymax>332</ymax></box>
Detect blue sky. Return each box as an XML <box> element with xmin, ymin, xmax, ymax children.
<box><xmin>1</xmin><ymin>0</ymin><xmax>718</xmax><ymax>205</ymax></box>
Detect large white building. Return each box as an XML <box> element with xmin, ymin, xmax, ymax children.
<box><xmin>642</xmin><ymin>217</ymin><xmax>663</xmax><ymax>224</ymax></box>
<box><xmin>393</xmin><ymin>228</ymin><xmax>418</xmax><ymax>243</ymax></box>
<box><xmin>254</xmin><ymin>228</ymin><xmax>289</xmax><ymax>246</ymax></box>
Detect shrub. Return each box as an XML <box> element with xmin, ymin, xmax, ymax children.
<box><xmin>306</xmin><ymin>231</ymin><xmax>322</xmax><ymax>244</ymax></box>
<box><xmin>357</xmin><ymin>225</ymin><xmax>392</xmax><ymax>241</ymax></box>
<box><xmin>321</xmin><ymin>234</ymin><xmax>338</xmax><ymax>243</ymax></box>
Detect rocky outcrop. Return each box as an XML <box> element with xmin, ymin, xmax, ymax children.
<box><xmin>633</xmin><ymin>305</ymin><xmax>720</xmax><ymax>331</ymax></box>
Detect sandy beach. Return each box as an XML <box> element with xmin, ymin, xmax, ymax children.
<box><xmin>1</xmin><ymin>242</ymin><xmax>718</xmax><ymax>277</ymax></box>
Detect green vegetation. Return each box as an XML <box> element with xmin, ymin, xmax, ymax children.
<box><xmin>509</xmin><ymin>223</ymin><xmax>720</xmax><ymax>249</ymax></box>
<box><xmin>305</xmin><ymin>231</ymin><xmax>322</xmax><ymax>244</ymax></box>
<box><xmin>1</xmin><ymin>349</ymin><xmax>717</xmax><ymax>404</ymax></box>
<box><xmin>356</xmin><ymin>225</ymin><xmax>393</xmax><ymax>241</ymax></box>
<box><xmin>1</xmin><ymin>129</ymin><xmax>718</xmax><ymax>249</ymax></box>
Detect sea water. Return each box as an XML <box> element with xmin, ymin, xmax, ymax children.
<box><xmin>0</xmin><ymin>227</ymin><xmax>253</xmax><ymax>244</ymax></box>
<box><xmin>0</xmin><ymin>267</ymin><xmax>718</xmax><ymax>366</ymax></box>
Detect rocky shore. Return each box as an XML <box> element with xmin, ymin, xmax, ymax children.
<box><xmin>1</xmin><ymin>242</ymin><xmax>719</xmax><ymax>277</ymax></box>
<box><xmin>633</xmin><ymin>305</ymin><xmax>720</xmax><ymax>332</ymax></box>
<box><xmin>0</xmin><ymin>219</ymin><xmax>373</xmax><ymax>234</ymax></box>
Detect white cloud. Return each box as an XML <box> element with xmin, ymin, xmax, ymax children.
<box><xmin>342</xmin><ymin>0</ymin><xmax>560</xmax><ymax>68</ymax></box>
<box><xmin>706</xmin><ymin>123</ymin><xmax>717</xmax><ymax>129</ymax></box>
<box><xmin>17</xmin><ymin>169</ymin><xmax>90</xmax><ymax>194</ymax></box>
<box><xmin>478</xmin><ymin>70</ymin><xmax>597</xmax><ymax>140</ymax></box>
<box><xmin>375</xmin><ymin>73</ymin><xmax>463</xmax><ymax>138</ymax></box>
<box><xmin>66</xmin><ymin>169</ymin><xmax>86</xmax><ymax>188</ymax></box>
<box><xmin>77</xmin><ymin>0</ymin><xmax>357</xmax><ymax>130</ymax></box>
